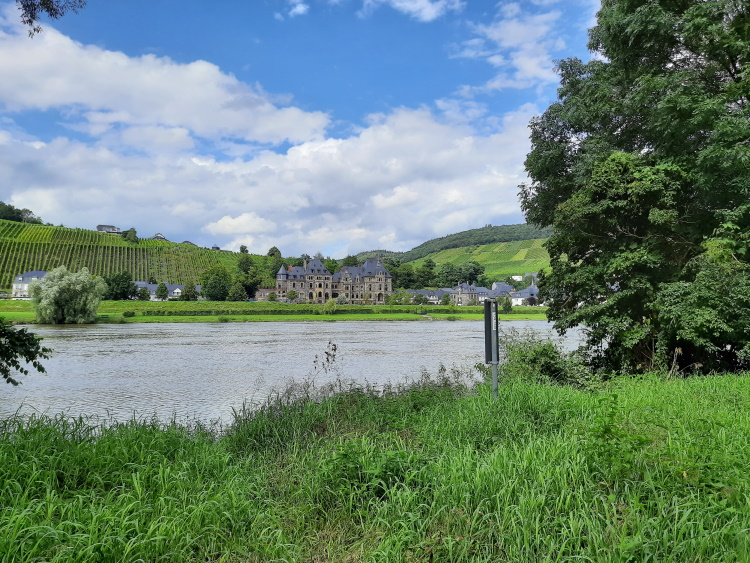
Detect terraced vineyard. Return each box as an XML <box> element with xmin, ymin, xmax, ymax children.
<box><xmin>410</xmin><ymin>238</ymin><xmax>550</xmax><ymax>279</ymax></box>
<box><xmin>0</xmin><ymin>220</ymin><xmax>243</xmax><ymax>290</ymax></box>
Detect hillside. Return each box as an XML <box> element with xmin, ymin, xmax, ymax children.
<box><xmin>357</xmin><ymin>223</ymin><xmax>552</xmax><ymax>263</ymax></box>
<box><xmin>0</xmin><ymin>220</ymin><xmax>244</xmax><ymax>290</ymax></box>
<box><xmin>412</xmin><ymin>238</ymin><xmax>550</xmax><ymax>279</ymax></box>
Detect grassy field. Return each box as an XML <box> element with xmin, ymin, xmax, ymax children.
<box><xmin>0</xmin><ymin>300</ymin><xmax>548</xmax><ymax>323</ymax></box>
<box><xmin>2</xmin><ymin>369</ymin><xmax>748</xmax><ymax>562</ymax></box>
<box><xmin>408</xmin><ymin>238</ymin><xmax>550</xmax><ymax>279</ymax></box>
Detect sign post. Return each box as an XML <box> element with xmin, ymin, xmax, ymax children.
<box><xmin>484</xmin><ymin>298</ymin><xmax>499</xmax><ymax>399</ymax></box>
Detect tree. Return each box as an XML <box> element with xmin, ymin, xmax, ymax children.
<box><xmin>440</xmin><ymin>294</ymin><xmax>452</xmax><ymax>306</ymax></box>
<box><xmin>411</xmin><ymin>293</ymin><xmax>429</xmax><ymax>305</ymax></box>
<box><xmin>155</xmin><ymin>282</ymin><xmax>169</xmax><ymax>301</ymax></box>
<box><xmin>147</xmin><ymin>274</ymin><xmax>157</xmax><ymax>284</ymax></box>
<box><xmin>0</xmin><ymin>201</ymin><xmax>43</xmax><ymax>224</ymax></box>
<box><xmin>237</xmin><ymin>253</ymin><xmax>253</xmax><ymax>274</ymax></box>
<box><xmin>0</xmin><ymin>318</ymin><xmax>50</xmax><ymax>385</ymax></box>
<box><xmin>267</xmin><ymin>291</ymin><xmax>277</xmax><ymax>302</ymax></box>
<box><xmin>122</xmin><ymin>228</ymin><xmax>139</xmax><ymax>244</ymax></box>
<box><xmin>287</xmin><ymin>290</ymin><xmax>298</xmax><ymax>302</ymax></box>
<box><xmin>267</xmin><ymin>246</ymin><xmax>282</xmax><ymax>259</ymax></box>
<box><xmin>520</xmin><ymin>0</ymin><xmax>750</xmax><ymax>372</ymax></box>
<box><xmin>501</xmin><ymin>297</ymin><xmax>513</xmax><ymax>315</ymax></box>
<box><xmin>180</xmin><ymin>284</ymin><xmax>199</xmax><ymax>301</ymax></box>
<box><xmin>137</xmin><ymin>287</ymin><xmax>151</xmax><ymax>301</ymax></box>
<box><xmin>16</xmin><ymin>0</ymin><xmax>87</xmax><ymax>36</ymax></box>
<box><xmin>416</xmin><ymin>258</ymin><xmax>436</xmax><ymax>288</ymax></box>
<box><xmin>30</xmin><ymin>266</ymin><xmax>107</xmax><ymax>324</ymax></box>
<box><xmin>200</xmin><ymin>265</ymin><xmax>232</xmax><ymax>301</ymax></box>
<box><xmin>239</xmin><ymin>245</ymin><xmax>249</xmax><ymax>254</ymax></box>
<box><xmin>341</xmin><ymin>255</ymin><xmax>359</xmax><ymax>267</ymax></box>
<box><xmin>323</xmin><ymin>298</ymin><xmax>337</xmax><ymax>314</ymax></box>
<box><xmin>227</xmin><ymin>282</ymin><xmax>248</xmax><ymax>302</ymax></box>
<box><xmin>103</xmin><ymin>271</ymin><xmax>137</xmax><ymax>300</ymax></box>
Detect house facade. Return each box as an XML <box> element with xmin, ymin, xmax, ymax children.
<box><xmin>12</xmin><ymin>270</ymin><xmax>46</xmax><ymax>299</ymax></box>
<box><xmin>256</xmin><ymin>258</ymin><xmax>393</xmax><ymax>304</ymax></box>
<box><xmin>132</xmin><ymin>281</ymin><xmax>202</xmax><ymax>301</ymax></box>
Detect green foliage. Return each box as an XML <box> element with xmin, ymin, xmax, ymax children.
<box><xmin>0</xmin><ymin>201</ymin><xmax>42</xmax><ymax>224</ymax></box>
<box><xmin>121</xmin><ymin>228</ymin><xmax>139</xmax><ymax>244</ymax></box>
<box><xmin>521</xmin><ymin>0</ymin><xmax>750</xmax><ymax>372</ymax></box>
<box><xmin>267</xmin><ymin>246</ymin><xmax>282</xmax><ymax>258</ymax></box>
<box><xmin>121</xmin><ymin>311</ymin><xmax>135</xmax><ymax>318</ymax></box>
<box><xmin>179</xmin><ymin>283</ymin><xmax>198</xmax><ymax>301</ymax></box>
<box><xmin>239</xmin><ymin>244</ymin><xmax>248</xmax><ymax>254</ymax></box>
<box><xmin>286</xmin><ymin>289</ymin><xmax>298</xmax><ymax>302</ymax></box>
<box><xmin>322</xmin><ymin>298</ymin><xmax>337</xmax><ymax>314</ymax></box>
<box><xmin>0</xmin><ymin>317</ymin><xmax>49</xmax><ymax>385</ymax></box>
<box><xmin>155</xmin><ymin>282</ymin><xmax>169</xmax><ymax>301</ymax></box>
<box><xmin>267</xmin><ymin>291</ymin><xmax>277</xmax><ymax>302</ymax></box>
<box><xmin>136</xmin><ymin>287</ymin><xmax>150</xmax><ymax>301</ymax></box>
<box><xmin>500</xmin><ymin>331</ymin><xmax>599</xmax><ymax>389</ymax></box>
<box><xmin>102</xmin><ymin>271</ymin><xmax>137</xmax><ymax>300</ymax></box>
<box><xmin>226</xmin><ymin>282</ymin><xmax>248</xmax><ymax>302</ymax></box>
<box><xmin>411</xmin><ymin>293</ymin><xmax>429</xmax><ymax>305</ymax></box>
<box><xmin>500</xmin><ymin>297</ymin><xmax>513</xmax><ymax>314</ymax></box>
<box><xmin>440</xmin><ymin>293</ymin><xmax>451</xmax><ymax>306</ymax></box>
<box><xmin>200</xmin><ymin>264</ymin><xmax>232</xmax><ymax>302</ymax></box>
<box><xmin>29</xmin><ymin>266</ymin><xmax>106</xmax><ymax>324</ymax></box>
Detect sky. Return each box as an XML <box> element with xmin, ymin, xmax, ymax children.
<box><xmin>0</xmin><ymin>0</ymin><xmax>599</xmax><ymax>258</ymax></box>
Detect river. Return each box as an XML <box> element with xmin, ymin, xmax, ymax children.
<box><xmin>2</xmin><ymin>320</ymin><xmax>581</xmax><ymax>423</ymax></box>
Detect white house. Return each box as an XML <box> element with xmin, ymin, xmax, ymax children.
<box><xmin>12</xmin><ymin>270</ymin><xmax>46</xmax><ymax>299</ymax></box>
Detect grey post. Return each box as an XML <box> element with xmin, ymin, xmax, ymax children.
<box><xmin>484</xmin><ymin>298</ymin><xmax>499</xmax><ymax>398</ymax></box>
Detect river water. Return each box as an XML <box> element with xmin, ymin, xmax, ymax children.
<box><xmin>2</xmin><ymin>320</ymin><xmax>581</xmax><ymax>423</ymax></box>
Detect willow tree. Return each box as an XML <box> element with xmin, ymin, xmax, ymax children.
<box><xmin>521</xmin><ymin>0</ymin><xmax>750</xmax><ymax>373</ymax></box>
<box><xmin>30</xmin><ymin>266</ymin><xmax>107</xmax><ymax>324</ymax></box>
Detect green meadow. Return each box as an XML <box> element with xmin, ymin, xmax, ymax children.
<box><xmin>2</xmin><ymin>368</ymin><xmax>748</xmax><ymax>562</ymax></box>
<box><xmin>0</xmin><ymin>300</ymin><xmax>548</xmax><ymax>323</ymax></box>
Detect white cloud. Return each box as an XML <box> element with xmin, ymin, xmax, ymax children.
<box><xmin>359</xmin><ymin>0</ymin><xmax>464</xmax><ymax>22</ymax></box>
<box><xmin>204</xmin><ymin>213</ymin><xmax>277</xmax><ymax>235</ymax></box>
<box><xmin>0</xmin><ymin>16</ymin><xmax>329</xmax><ymax>146</ymax></box>
<box><xmin>452</xmin><ymin>6</ymin><xmax>564</xmax><ymax>93</ymax></box>
<box><xmin>288</xmin><ymin>1</ymin><xmax>310</xmax><ymax>17</ymax></box>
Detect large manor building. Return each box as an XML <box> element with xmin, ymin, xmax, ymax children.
<box><xmin>256</xmin><ymin>258</ymin><xmax>393</xmax><ymax>304</ymax></box>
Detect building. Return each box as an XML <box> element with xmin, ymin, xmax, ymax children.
<box><xmin>12</xmin><ymin>270</ymin><xmax>46</xmax><ymax>299</ymax></box>
<box><xmin>150</xmin><ymin>233</ymin><xmax>168</xmax><ymax>241</ymax></box>
<box><xmin>96</xmin><ymin>225</ymin><xmax>121</xmax><ymax>235</ymax></box>
<box><xmin>256</xmin><ymin>258</ymin><xmax>393</xmax><ymax>304</ymax></box>
<box><xmin>132</xmin><ymin>281</ymin><xmax>202</xmax><ymax>301</ymax></box>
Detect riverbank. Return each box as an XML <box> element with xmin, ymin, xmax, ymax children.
<box><xmin>0</xmin><ymin>299</ymin><xmax>548</xmax><ymax>323</ymax></box>
<box><xmin>2</xmin><ymin>371</ymin><xmax>749</xmax><ymax>562</ymax></box>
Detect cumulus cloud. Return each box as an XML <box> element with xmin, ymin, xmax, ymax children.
<box><xmin>204</xmin><ymin>213</ymin><xmax>277</xmax><ymax>235</ymax></box>
<box><xmin>452</xmin><ymin>4</ymin><xmax>565</xmax><ymax>93</ymax></box>
<box><xmin>0</xmin><ymin>14</ymin><xmax>329</xmax><ymax>146</ymax></box>
<box><xmin>359</xmin><ymin>0</ymin><xmax>464</xmax><ymax>22</ymax></box>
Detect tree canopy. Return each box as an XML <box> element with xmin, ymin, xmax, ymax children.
<box><xmin>102</xmin><ymin>271</ymin><xmax>137</xmax><ymax>301</ymax></box>
<box><xmin>521</xmin><ymin>0</ymin><xmax>750</xmax><ymax>373</ymax></box>
<box><xmin>0</xmin><ymin>201</ymin><xmax>43</xmax><ymax>224</ymax></box>
<box><xmin>30</xmin><ymin>266</ymin><xmax>107</xmax><ymax>324</ymax></box>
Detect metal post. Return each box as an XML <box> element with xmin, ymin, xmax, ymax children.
<box><xmin>484</xmin><ymin>298</ymin><xmax>499</xmax><ymax>399</ymax></box>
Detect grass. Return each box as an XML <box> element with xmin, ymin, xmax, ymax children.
<box><xmin>2</xmin><ymin>364</ymin><xmax>749</xmax><ymax>562</ymax></box>
<box><xmin>0</xmin><ymin>300</ymin><xmax>548</xmax><ymax>324</ymax></box>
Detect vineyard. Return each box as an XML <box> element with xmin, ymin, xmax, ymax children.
<box><xmin>409</xmin><ymin>238</ymin><xmax>550</xmax><ymax>279</ymax></box>
<box><xmin>0</xmin><ymin>220</ymin><xmax>243</xmax><ymax>290</ymax></box>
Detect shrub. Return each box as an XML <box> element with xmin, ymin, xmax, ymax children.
<box><xmin>122</xmin><ymin>311</ymin><xmax>135</xmax><ymax>318</ymax></box>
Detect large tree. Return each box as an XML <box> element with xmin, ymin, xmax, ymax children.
<box><xmin>30</xmin><ymin>266</ymin><xmax>107</xmax><ymax>324</ymax></box>
<box><xmin>102</xmin><ymin>271</ymin><xmax>137</xmax><ymax>301</ymax></box>
<box><xmin>521</xmin><ymin>0</ymin><xmax>750</xmax><ymax>372</ymax></box>
<box><xmin>16</xmin><ymin>0</ymin><xmax>86</xmax><ymax>36</ymax></box>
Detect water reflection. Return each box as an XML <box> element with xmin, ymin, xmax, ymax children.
<box><xmin>3</xmin><ymin>320</ymin><xmax>581</xmax><ymax>423</ymax></box>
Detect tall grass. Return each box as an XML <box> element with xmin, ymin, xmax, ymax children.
<box><xmin>1</xmin><ymin>364</ymin><xmax>749</xmax><ymax>561</ymax></box>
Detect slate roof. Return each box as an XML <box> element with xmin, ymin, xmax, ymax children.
<box><xmin>332</xmin><ymin>259</ymin><xmax>391</xmax><ymax>282</ymax></box>
<box><xmin>14</xmin><ymin>270</ymin><xmax>47</xmax><ymax>283</ymax></box>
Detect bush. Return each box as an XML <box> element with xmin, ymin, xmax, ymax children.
<box><xmin>500</xmin><ymin>331</ymin><xmax>599</xmax><ymax>389</ymax></box>
<box><xmin>122</xmin><ymin>311</ymin><xmax>135</xmax><ymax>318</ymax></box>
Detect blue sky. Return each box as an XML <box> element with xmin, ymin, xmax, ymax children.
<box><xmin>0</xmin><ymin>0</ymin><xmax>598</xmax><ymax>257</ymax></box>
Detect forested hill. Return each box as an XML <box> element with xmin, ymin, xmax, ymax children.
<box><xmin>357</xmin><ymin>223</ymin><xmax>552</xmax><ymax>263</ymax></box>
